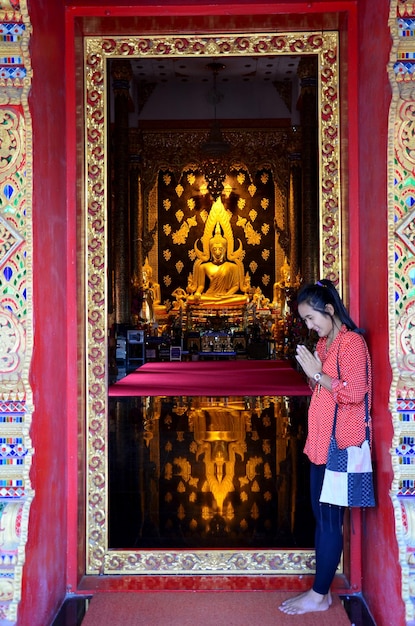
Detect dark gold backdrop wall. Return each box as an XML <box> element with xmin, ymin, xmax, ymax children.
<box><xmin>156</xmin><ymin>166</ymin><xmax>276</xmax><ymax>306</ymax></box>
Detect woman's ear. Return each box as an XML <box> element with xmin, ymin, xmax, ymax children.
<box><xmin>325</xmin><ymin>303</ymin><xmax>335</xmax><ymax>316</ymax></box>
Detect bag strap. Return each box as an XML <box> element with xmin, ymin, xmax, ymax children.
<box><xmin>363</xmin><ymin>359</ymin><xmax>370</xmax><ymax>443</ymax></box>
<box><xmin>330</xmin><ymin>344</ymin><xmax>341</xmax><ymax>438</ymax></box>
<box><xmin>331</xmin><ymin>333</ymin><xmax>370</xmax><ymax>443</ymax></box>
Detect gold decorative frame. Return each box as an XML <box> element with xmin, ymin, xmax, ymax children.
<box><xmin>84</xmin><ymin>31</ymin><xmax>341</xmax><ymax>575</ymax></box>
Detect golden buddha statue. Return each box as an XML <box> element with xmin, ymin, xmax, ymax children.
<box><xmin>187</xmin><ymin>197</ymin><xmax>249</xmax><ymax>308</ymax></box>
<box><xmin>141</xmin><ymin>257</ymin><xmax>166</xmax><ymax>322</ymax></box>
<box><xmin>272</xmin><ymin>258</ymin><xmax>291</xmax><ymax>314</ymax></box>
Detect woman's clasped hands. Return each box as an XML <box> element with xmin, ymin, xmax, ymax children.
<box><xmin>295</xmin><ymin>344</ymin><xmax>322</xmax><ymax>381</ymax></box>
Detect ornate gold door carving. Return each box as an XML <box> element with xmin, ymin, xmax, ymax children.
<box><xmin>84</xmin><ymin>31</ymin><xmax>341</xmax><ymax>576</ymax></box>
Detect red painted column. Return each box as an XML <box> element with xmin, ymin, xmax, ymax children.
<box><xmin>357</xmin><ymin>1</ymin><xmax>403</xmax><ymax>625</ymax></box>
<box><xmin>20</xmin><ymin>2</ymin><xmax>69</xmax><ymax>625</ymax></box>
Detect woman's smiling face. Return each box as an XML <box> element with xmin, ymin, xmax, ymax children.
<box><xmin>298</xmin><ymin>302</ymin><xmax>333</xmax><ymax>338</ymax></box>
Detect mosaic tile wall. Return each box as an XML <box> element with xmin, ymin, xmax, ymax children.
<box><xmin>0</xmin><ymin>0</ymin><xmax>410</xmax><ymax>623</ymax></box>
<box><xmin>391</xmin><ymin>1</ymin><xmax>415</xmax><ymax>621</ymax></box>
<box><xmin>0</xmin><ymin>1</ymin><xmax>33</xmax><ymax>624</ymax></box>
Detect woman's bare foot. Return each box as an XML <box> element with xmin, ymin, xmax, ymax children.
<box><xmin>278</xmin><ymin>588</ymin><xmax>332</xmax><ymax>614</ymax></box>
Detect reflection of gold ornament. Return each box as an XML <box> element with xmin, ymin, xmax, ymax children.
<box><xmin>251</xmin><ymin>481</ymin><xmax>260</xmax><ymax>494</ymax></box>
<box><xmin>246</xmin><ymin>456</ymin><xmax>262</xmax><ymax>481</ymax></box>
<box><xmin>193</xmin><ymin>406</ymin><xmax>248</xmax><ymax>515</ymax></box>
<box><xmin>202</xmin><ymin>506</ymin><xmax>211</xmax><ymax>520</ymax></box>
<box><xmin>174</xmin><ymin>457</ymin><xmax>192</xmax><ymax>482</ymax></box>
<box><xmin>251</xmin><ymin>502</ymin><xmax>260</xmax><ymax>518</ymax></box>
<box><xmin>224</xmin><ymin>502</ymin><xmax>234</xmax><ymax>520</ymax></box>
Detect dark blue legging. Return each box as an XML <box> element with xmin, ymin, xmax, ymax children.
<box><xmin>310</xmin><ymin>462</ymin><xmax>345</xmax><ymax>595</ymax></box>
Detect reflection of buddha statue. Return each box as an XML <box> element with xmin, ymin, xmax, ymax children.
<box><xmin>193</xmin><ymin>407</ymin><xmax>247</xmax><ymax>515</ymax></box>
<box><xmin>187</xmin><ymin>198</ymin><xmax>249</xmax><ymax>308</ymax></box>
<box><xmin>198</xmin><ymin>440</ymin><xmax>239</xmax><ymax>516</ymax></box>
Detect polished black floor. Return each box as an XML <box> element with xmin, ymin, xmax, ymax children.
<box><xmin>109</xmin><ymin>395</ymin><xmax>313</xmax><ymax>551</ymax></box>
<box><xmin>51</xmin><ymin>593</ymin><xmax>376</xmax><ymax>625</ymax></box>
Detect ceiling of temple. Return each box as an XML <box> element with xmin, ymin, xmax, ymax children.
<box><xmin>131</xmin><ymin>55</ymin><xmax>300</xmax><ymax>84</ymax></box>
<box><xmin>123</xmin><ymin>55</ymin><xmax>301</xmax><ymax>124</ymax></box>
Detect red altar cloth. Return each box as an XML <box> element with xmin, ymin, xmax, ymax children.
<box><xmin>109</xmin><ymin>360</ymin><xmax>311</xmax><ymax>397</ymax></box>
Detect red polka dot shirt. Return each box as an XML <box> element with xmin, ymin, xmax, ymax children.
<box><xmin>304</xmin><ymin>325</ymin><xmax>372</xmax><ymax>466</ymax></box>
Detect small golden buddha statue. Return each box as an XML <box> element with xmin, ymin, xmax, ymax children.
<box><xmin>141</xmin><ymin>257</ymin><xmax>166</xmax><ymax>321</ymax></box>
<box><xmin>272</xmin><ymin>258</ymin><xmax>292</xmax><ymax>313</ymax></box>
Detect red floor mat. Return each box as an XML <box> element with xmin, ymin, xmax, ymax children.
<box><xmin>81</xmin><ymin>591</ymin><xmax>351</xmax><ymax>625</ymax></box>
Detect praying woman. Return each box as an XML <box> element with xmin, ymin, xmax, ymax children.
<box><xmin>279</xmin><ymin>279</ymin><xmax>372</xmax><ymax>615</ymax></box>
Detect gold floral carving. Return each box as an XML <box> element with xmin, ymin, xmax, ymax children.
<box><xmin>0</xmin><ymin>2</ymin><xmax>20</xmax><ymax>11</ymax></box>
<box><xmin>397</xmin><ymin>305</ymin><xmax>415</xmax><ymax>372</ymax></box>
<box><xmin>0</xmin><ymin>214</ymin><xmax>24</xmax><ymax>269</ymax></box>
<box><xmin>132</xmin><ymin>127</ymin><xmax>292</xmax><ymax>195</ymax></box>
<box><xmin>103</xmin><ymin>549</ymin><xmax>317</xmax><ymax>575</ymax></box>
<box><xmin>85</xmin><ymin>31</ymin><xmax>341</xmax><ymax>576</ymax></box>
<box><xmin>0</xmin><ymin>306</ymin><xmax>25</xmax><ymax>378</ymax></box>
<box><xmin>0</xmin><ymin>110</ymin><xmax>24</xmax><ymax>176</ymax></box>
<box><xmin>0</xmin><ymin>3</ymin><xmax>22</xmax><ymax>23</ymax></box>
<box><xmin>396</xmin><ymin>207</ymin><xmax>415</xmax><ymax>256</ymax></box>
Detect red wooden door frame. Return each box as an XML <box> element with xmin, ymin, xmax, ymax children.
<box><xmin>64</xmin><ymin>0</ymin><xmax>361</xmax><ymax>594</ymax></box>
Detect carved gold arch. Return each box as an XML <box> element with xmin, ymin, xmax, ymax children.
<box><xmin>84</xmin><ymin>31</ymin><xmax>341</xmax><ymax>575</ymax></box>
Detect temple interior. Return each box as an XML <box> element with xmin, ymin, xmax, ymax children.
<box><xmin>106</xmin><ymin>53</ymin><xmax>322</xmax><ymax>553</ymax></box>
<box><xmin>108</xmin><ymin>53</ymin><xmax>320</xmax><ymax>377</ymax></box>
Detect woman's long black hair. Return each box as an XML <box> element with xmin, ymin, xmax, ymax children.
<box><xmin>297</xmin><ymin>278</ymin><xmax>359</xmax><ymax>331</ymax></box>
